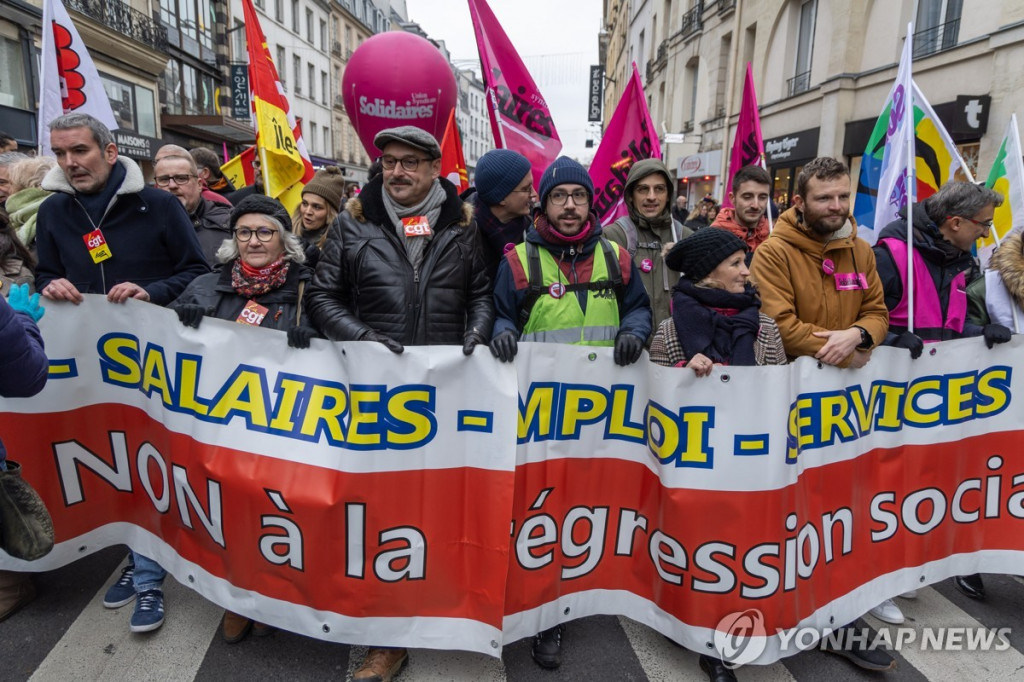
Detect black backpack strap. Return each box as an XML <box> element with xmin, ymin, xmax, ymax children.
<box><xmin>599</xmin><ymin>238</ymin><xmax>625</xmax><ymax>307</ymax></box>
<box><xmin>517</xmin><ymin>241</ymin><xmax>546</xmax><ymax>333</ymax></box>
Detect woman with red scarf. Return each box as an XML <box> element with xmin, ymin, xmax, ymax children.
<box><xmin>650</xmin><ymin>228</ymin><xmax>786</xmax><ymax>374</ymax></box>
<box><xmin>170</xmin><ymin>195</ymin><xmax>317</xmax><ymax>642</ymax></box>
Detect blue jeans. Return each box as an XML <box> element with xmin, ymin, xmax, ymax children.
<box><xmin>131</xmin><ymin>551</ymin><xmax>166</xmax><ymax>592</ymax></box>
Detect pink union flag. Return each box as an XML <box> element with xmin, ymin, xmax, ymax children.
<box><xmin>590</xmin><ymin>63</ymin><xmax>662</xmax><ymax>226</ymax></box>
<box><xmin>722</xmin><ymin>63</ymin><xmax>766</xmax><ymax>209</ymax></box>
<box><xmin>468</xmin><ymin>0</ymin><xmax>561</xmax><ymax>187</ymax></box>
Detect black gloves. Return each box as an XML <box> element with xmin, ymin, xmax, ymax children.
<box><xmin>363</xmin><ymin>330</ymin><xmax>404</xmax><ymax>354</ymax></box>
<box><xmin>463</xmin><ymin>331</ymin><xmax>487</xmax><ymax>356</ymax></box>
<box><xmin>893</xmin><ymin>330</ymin><xmax>924</xmax><ymax>359</ymax></box>
<box><xmin>489</xmin><ymin>330</ymin><xmax>518</xmax><ymax>363</ymax></box>
<box><xmin>287</xmin><ymin>326</ymin><xmax>316</xmax><ymax>349</ymax></box>
<box><xmin>176</xmin><ymin>304</ymin><xmax>206</xmax><ymax>329</ymax></box>
<box><xmin>983</xmin><ymin>324</ymin><xmax>1012</xmax><ymax>349</ymax></box>
<box><xmin>614</xmin><ymin>333</ymin><xmax>644</xmax><ymax>366</ymax></box>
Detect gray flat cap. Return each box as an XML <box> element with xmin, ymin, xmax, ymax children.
<box><xmin>373</xmin><ymin>126</ymin><xmax>442</xmax><ymax>159</ymax></box>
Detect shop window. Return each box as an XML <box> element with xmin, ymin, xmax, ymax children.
<box><xmin>914</xmin><ymin>0</ymin><xmax>962</xmax><ymax>58</ymax></box>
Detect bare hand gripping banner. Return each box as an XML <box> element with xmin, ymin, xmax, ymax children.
<box><xmin>1</xmin><ymin>296</ymin><xmax>1021</xmax><ymax>664</ymax></box>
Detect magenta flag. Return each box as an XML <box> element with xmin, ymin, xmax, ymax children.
<box><xmin>468</xmin><ymin>0</ymin><xmax>561</xmax><ymax>186</ymax></box>
<box><xmin>722</xmin><ymin>63</ymin><xmax>766</xmax><ymax>208</ymax></box>
<box><xmin>590</xmin><ymin>63</ymin><xmax>662</xmax><ymax>226</ymax></box>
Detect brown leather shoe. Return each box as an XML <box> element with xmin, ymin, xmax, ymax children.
<box><xmin>0</xmin><ymin>570</ymin><xmax>35</xmax><ymax>622</ymax></box>
<box><xmin>352</xmin><ymin>647</ymin><xmax>408</xmax><ymax>681</ymax></box>
<box><xmin>221</xmin><ymin>610</ymin><xmax>253</xmax><ymax>643</ymax></box>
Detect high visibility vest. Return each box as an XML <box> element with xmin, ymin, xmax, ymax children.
<box><xmin>516</xmin><ymin>239</ymin><xmax>623</xmax><ymax>346</ymax></box>
<box><xmin>880</xmin><ymin>237</ymin><xmax>967</xmax><ymax>341</ymax></box>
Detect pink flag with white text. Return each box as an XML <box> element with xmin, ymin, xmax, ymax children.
<box><xmin>468</xmin><ymin>0</ymin><xmax>561</xmax><ymax>187</ymax></box>
<box><xmin>722</xmin><ymin>63</ymin><xmax>766</xmax><ymax>208</ymax></box>
<box><xmin>590</xmin><ymin>63</ymin><xmax>662</xmax><ymax>226</ymax></box>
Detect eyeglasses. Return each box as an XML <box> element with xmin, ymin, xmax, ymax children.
<box><xmin>548</xmin><ymin>189</ymin><xmax>590</xmax><ymax>206</ymax></box>
<box><xmin>380</xmin><ymin>155</ymin><xmax>431</xmax><ymax>171</ymax></box>
<box><xmin>509</xmin><ymin>185</ymin><xmax>536</xmax><ymax>195</ymax></box>
<box><xmin>956</xmin><ymin>215</ymin><xmax>994</xmax><ymax>229</ymax></box>
<box><xmin>154</xmin><ymin>174</ymin><xmax>196</xmax><ymax>187</ymax></box>
<box><xmin>234</xmin><ymin>227</ymin><xmax>277</xmax><ymax>242</ymax></box>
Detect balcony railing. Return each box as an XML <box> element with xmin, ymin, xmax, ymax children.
<box><xmin>331</xmin><ymin>39</ymin><xmax>341</xmax><ymax>56</ymax></box>
<box><xmin>65</xmin><ymin>0</ymin><xmax>167</xmax><ymax>51</ymax></box>
<box><xmin>787</xmin><ymin>70</ymin><xmax>811</xmax><ymax>97</ymax></box>
<box><xmin>681</xmin><ymin>3</ymin><xmax>703</xmax><ymax>38</ymax></box>
<box><xmin>646</xmin><ymin>40</ymin><xmax>668</xmax><ymax>81</ymax></box>
<box><xmin>718</xmin><ymin>0</ymin><xmax>736</xmax><ymax>13</ymax></box>
<box><xmin>334</xmin><ymin>94</ymin><xmax>345</xmax><ymax>108</ymax></box>
<box><xmin>913</xmin><ymin>18</ymin><xmax>960</xmax><ymax>59</ymax></box>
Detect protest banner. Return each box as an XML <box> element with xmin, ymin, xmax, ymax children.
<box><xmin>2</xmin><ymin>298</ymin><xmax>1022</xmax><ymax>664</ymax></box>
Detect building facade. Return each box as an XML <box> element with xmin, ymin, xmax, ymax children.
<box><xmin>604</xmin><ymin>0</ymin><xmax>1024</xmax><ymax>218</ymax></box>
<box><xmin>455</xmin><ymin>66</ymin><xmax>490</xmax><ymax>178</ymax></box>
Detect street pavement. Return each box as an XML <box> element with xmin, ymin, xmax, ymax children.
<box><xmin>3</xmin><ymin>546</ymin><xmax>1024</xmax><ymax>681</ymax></box>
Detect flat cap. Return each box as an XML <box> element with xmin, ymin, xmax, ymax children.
<box><xmin>373</xmin><ymin>126</ymin><xmax>442</xmax><ymax>160</ymax></box>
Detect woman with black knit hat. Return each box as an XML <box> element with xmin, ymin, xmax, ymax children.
<box><xmin>650</xmin><ymin>227</ymin><xmax>786</xmax><ymax>374</ymax></box>
<box><xmin>291</xmin><ymin>165</ymin><xmax>345</xmax><ymax>268</ymax></box>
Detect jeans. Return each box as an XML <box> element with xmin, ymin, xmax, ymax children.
<box><xmin>131</xmin><ymin>551</ymin><xmax>166</xmax><ymax>592</ymax></box>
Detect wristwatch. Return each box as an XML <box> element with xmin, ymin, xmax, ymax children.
<box><xmin>854</xmin><ymin>325</ymin><xmax>872</xmax><ymax>349</ymax></box>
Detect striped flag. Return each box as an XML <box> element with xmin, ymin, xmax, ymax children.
<box><xmin>241</xmin><ymin>0</ymin><xmax>314</xmax><ymax>211</ymax></box>
<box><xmin>980</xmin><ymin>115</ymin><xmax>1024</xmax><ymax>266</ymax></box>
<box><xmin>440</xmin><ymin>109</ymin><xmax>469</xmax><ymax>193</ymax></box>
<box><xmin>853</xmin><ymin>34</ymin><xmax>972</xmax><ymax>243</ymax></box>
<box><xmin>38</xmin><ymin>0</ymin><xmax>118</xmax><ymax>156</ymax></box>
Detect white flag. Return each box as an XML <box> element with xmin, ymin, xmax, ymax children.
<box><xmin>38</xmin><ymin>0</ymin><xmax>118</xmax><ymax>156</ymax></box>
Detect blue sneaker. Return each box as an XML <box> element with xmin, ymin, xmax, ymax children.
<box><xmin>103</xmin><ymin>565</ymin><xmax>136</xmax><ymax>608</ymax></box>
<box><xmin>130</xmin><ymin>589</ymin><xmax>165</xmax><ymax>633</ymax></box>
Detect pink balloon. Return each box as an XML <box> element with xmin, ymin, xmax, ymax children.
<box><xmin>342</xmin><ymin>32</ymin><xmax>457</xmax><ymax>158</ymax></box>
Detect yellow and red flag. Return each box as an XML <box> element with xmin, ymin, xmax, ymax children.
<box><xmin>220</xmin><ymin>145</ymin><xmax>257</xmax><ymax>192</ymax></box>
<box><xmin>241</xmin><ymin>0</ymin><xmax>314</xmax><ymax>210</ymax></box>
<box><xmin>440</xmin><ymin>109</ymin><xmax>469</xmax><ymax>193</ymax></box>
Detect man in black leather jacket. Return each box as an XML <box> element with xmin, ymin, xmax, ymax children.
<box><xmin>307</xmin><ymin>126</ymin><xmax>492</xmax><ymax>355</ymax></box>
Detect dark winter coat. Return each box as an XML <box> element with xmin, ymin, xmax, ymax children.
<box><xmin>307</xmin><ymin>175</ymin><xmax>494</xmax><ymax>345</ymax></box>
<box><xmin>172</xmin><ymin>259</ymin><xmax>313</xmax><ymax>332</ymax></box>
<box><xmin>189</xmin><ymin>197</ymin><xmax>233</xmax><ymax>267</ymax></box>
<box><xmin>35</xmin><ymin>157</ymin><xmax>210</xmax><ymax>306</ymax></box>
<box><xmin>0</xmin><ymin>297</ymin><xmax>48</xmax><ymax>464</ymax></box>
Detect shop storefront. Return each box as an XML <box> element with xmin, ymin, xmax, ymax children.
<box><xmin>765</xmin><ymin>127</ymin><xmax>820</xmax><ymax>209</ymax></box>
<box><xmin>676</xmin><ymin>150</ymin><xmax>723</xmax><ymax>209</ymax></box>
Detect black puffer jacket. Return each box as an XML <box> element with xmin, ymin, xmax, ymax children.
<box><xmin>190</xmin><ymin>197</ymin><xmax>233</xmax><ymax>267</ymax></box>
<box><xmin>171</xmin><ymin>260</ymin><xmax>313</xmax><ymax>332</ymax></box>
<box><xmin>307</xmin><ymin>176</ymin><xmax>493</xmax><ymax>345</ymax></box>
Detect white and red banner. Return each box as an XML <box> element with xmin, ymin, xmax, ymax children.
<box><xmin>38</xmin><ymin>0</ymin><xmax>119</xmax><ymax>156</ymax></box>
<box><xmin>2</xmin><ymin>297</ymin><xmax>1023</xmax><ymax>664</ymax></box>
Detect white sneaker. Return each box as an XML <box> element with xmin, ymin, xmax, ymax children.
<box><xmin>900</xmin><ymin>589</ymin><xmax>918</xmax><ymax>599</ymax></box>
<box><xmin>869</xmin><ymin>599</ymin><xmax>905</xmax><ymax>624</ymax></box>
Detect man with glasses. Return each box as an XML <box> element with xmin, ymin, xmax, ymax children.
<box><xmin>489</xmin><ymin>155</ymin><xmax>651</xmax><ymax>670</ymax></box>
<box><xmin>605</xmin><ymin>158</ymin><xmax>691</xmax><ymax>327</ymax></box>
<box><xmin>468</xmin><ymin>148</ymin><xmax>536</xmax><ymax>280</ymax></box>
<box><xmin>307</xmin><ymin>124</ymin><xmax>492</xmax><ymax>681</ymax></box>
<box><xmin>35</xmin><ymin>113</ymin><xmax>208</xmax><ymax>634</ymax></box>
<box><xmin>153</xmin><ymin>152</ymin><xmax>232</xmax><ymax>266</ymax></box>
<box><xmin>872</xmin><ymin>180</ymin><xmax>1012</xmax><ymax>613</ymax></box>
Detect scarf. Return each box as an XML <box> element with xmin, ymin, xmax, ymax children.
<box><xmin>231</xmin><ymin>257</ymin><xmax>290</xmax><ymax>297</ymax></box>
<box><xmin>671</xmin><ymin>279</ymin><xmax>761</xmax><ymax>366</ymax></box>
<box><xmin>6</xmin><ymin>187</ymin><xmax>52</xmax><ymax>247</ymax></box>
<box><xmin>533</xmin><ymin>211</ymin><xmax>595</xmax><ymax>246</ymax></box>
<box><xmin>381</xmin><ymin>180</ymin><xmax>447</xmax><ymax>277</ymax></box>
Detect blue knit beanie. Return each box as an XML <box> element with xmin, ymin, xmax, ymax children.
<box><xmin>538</xmin><ymin>156</ymin><xmax>594</xmax><ymax>208</ymax></box>
<box><xmin>475</xmin><ymin>149</ymin><xmax>532</xmax><ymax>205</ymax></box>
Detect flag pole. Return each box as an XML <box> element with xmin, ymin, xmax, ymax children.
<box><xmin>904</xmin><ymin>23</ymin><xmax>916</xmax><ymax>335</ymax></box>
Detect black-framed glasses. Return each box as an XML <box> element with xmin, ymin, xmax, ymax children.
<box><xmin>234</xmin><ymin>227</ymin><xmax>277</xmax><ymax>242</ymax></box>
<box><xmin>548</xmin><ymin>189</ymin><xmax>589</xmax><ymax>206</ymax></box>
<box><xmin>380</xmin><ymin>155</ymin><xmax>430</xmax><ymax>171</ymax></box>
<box><xmin>154</xmin><ymin>174</ymin><xmax>196</xmax><ymax>187</ymax></box>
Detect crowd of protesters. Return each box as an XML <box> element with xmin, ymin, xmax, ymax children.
<box><xmin>0</xmin><ymin>116</ymin><xmax>1019</xmax><ymax>682</ymax></box>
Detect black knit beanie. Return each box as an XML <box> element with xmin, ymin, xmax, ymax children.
<box><xmin>665</xmin><ymin>228</ymin><xmax>747</xmax><ymax>281</ymax></box>
<box><xmin>229</xmin><ymin>195</ymin><xmax>293</xmax><ymax>233</ymax></box>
